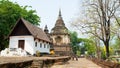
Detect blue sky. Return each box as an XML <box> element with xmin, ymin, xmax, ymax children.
<box><xmin>11</xmin><ymin>0</ymin><xmax>82</xmax><ymax>32</ymax></box>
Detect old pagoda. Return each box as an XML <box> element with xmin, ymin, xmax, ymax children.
<box><xmin>44</xmin><ymin>9</ymin><xmax>71</xmax><ymax>56</ymax></box>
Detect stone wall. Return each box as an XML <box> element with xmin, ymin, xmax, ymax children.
<box><xmin>0</xmin><ymin>60</ymin><xmax>33</xmax><ymax>68</ymax></box>
<box><xmin>30</xmin><ymin>60</ymin><xmax>44</xmax><ymax>68</ymax></box>
<box><xmin>0</xmin><ymin>56</ymin><xmax>71</xmax><ymax>68</ymax></box>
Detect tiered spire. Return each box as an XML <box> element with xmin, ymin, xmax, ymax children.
<box><xmin>51</xmin><ymin>9</ymin><xmax>68</xmax><ymax>34</ymax></box>
<box><xmin>55</xmin><ymin>9</ymin><xmax>65</xmax><ymax>27</ymax></box>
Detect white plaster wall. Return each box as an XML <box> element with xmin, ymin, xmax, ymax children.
<box><xmin>34</xmin><ymin>40</ymin><xmax>50</xmax><ymax>54</ymax></box>
<box><xmin>9</xmin><ymin>36</ymin><xmax>34</xmax><ymax>55</ymax></box>
<box><xmin>9</xmin><ymin>36</ymin><xmax>50</xmax><ymax>55</ymax></box>
<box><xmin>39</xmin><ymin>42</ymin><xmax>50</xmax><ymax>53</ymax></box>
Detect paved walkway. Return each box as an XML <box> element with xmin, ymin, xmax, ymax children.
<box><xmin>51</xmin><ymin>58</ymin><xmax>102</xmax><ymax>68</ymax></box>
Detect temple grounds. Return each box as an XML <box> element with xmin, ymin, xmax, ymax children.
<box><xmin>51</xmin><ymin>58</ymin><xmax>101</xmax><ymax>68</ymax></box>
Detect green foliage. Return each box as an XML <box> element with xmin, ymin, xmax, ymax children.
<box><xmin>69</xmin><ymin>31</ymin><xmax>96</xmax><ymax>56</ymax></box>
<box><xmin>76</xmin><ymin>50</ymin><xmax>81</xmax><ymax>56</ymax></box>
<box><xmin>70</xmin><ymin>31</ymin><xmax>78</xmax><ymax>46</ymax></box>
<box><xmin>0</xmin><ymin>0</ymin><xmax>40</xmax><ymax>50</ymax></box>
<box><xmin>112</xmin><ymin>38</ymin><xmax>120</xmax><ymax>49</ymax></box>
<box><xmin>69</xmin><ymin>31</ymin><xmax>80</xmax><ymax>54</ymax></box>
<box><xmin>78</xmin><ymin>38</ymin><xmax>96</xmax><ymax>55</ymax></box>
<box><xmin>101</xmin><ymin>46</ymin><xmax>114</xmax><ymax>59</ymax></box>
<box><xmin>101</xmin><ymin>47</ymin><xmax>106</xmax><ymax>59</ymax></box>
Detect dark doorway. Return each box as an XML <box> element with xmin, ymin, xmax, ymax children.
<box><xmin>18</xmin><ymin>40</ymin><xmax>25</xmax><ymax>50</ymax></box>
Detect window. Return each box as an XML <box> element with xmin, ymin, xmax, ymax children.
<box><xmin>47</xmin><ymin>45</ymin><xmax>49</xmax><ymax>48</ymax></box>
<box><xmin>35</xmin><ymin>42</ymin><xmax>37</xmax><ymax>47</ymax></box>
<box><xmin>44</xmin><ymin>44</ymin><xmax>46</xmax><ymax>48</ymax></box>
<box><xmin>40</xmin><ymin>43</ymin><xmax>42</xmax><ymax>48</ymax></box>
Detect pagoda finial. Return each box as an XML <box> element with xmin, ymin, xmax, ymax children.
<box><xmin>59</xmin><ymin>8</ymin><xmax>61</xmax><ymax>16</ymax></box>
<box><xmin>58</xmin><ymin>8</ymin><xmax>62</xmax><ymax>19</ymax></box>
<box><xmin>45</xmin><ymin>25</ymin><xmax>47</xmax><ymax>29</ymax></box>
<box><xmin>44</xmin><ymin>25</ymin><xmax>49</xmax><ymax>34</ymax></box>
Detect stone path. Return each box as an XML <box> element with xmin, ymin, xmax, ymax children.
<box><xmin>51</xmin><ymin>58</ymin><xmax>102</xmax><ymax>68</ymax></box>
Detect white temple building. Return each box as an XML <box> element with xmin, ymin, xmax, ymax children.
<box><xmin>1</xmin><ymin>18</ymin><xmax>51</xmax><ymax>56</ymax></box>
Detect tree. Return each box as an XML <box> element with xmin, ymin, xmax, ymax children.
<box><xmin>111</xmin><ymin>22</ymin><xmax>120</xmax><ymax>40</ymax></box>
<box><xmin>101</xmin><ymin>46</ymin><xmax>114</xmax><ymax>59</ymax></box>
<box><xmin>72</xmin><ymin>0</ymin><xmax>120</xmax><ymax>58</ymax></box>
<box><xmin>78</xmin><ymin>38</ymin><xmax>96</xmax><ymax>56</ymax></box>
<box><xmin>112</xmin><ymin>37</ymin><xmax>120</xmax><ymax>49</ymax></box>
<box><xmin>0</xmin><ymin>0</ymin><xmax>40</xmax><ymax>50</ymax></box>
<box><xmin>69</xmin><ymin>31</ymin><xmax>80</xmax><ymax>54</ymax></box>
<box><xmin>70</xmin><ymin>31</ymin><xmax>96</xmax><ymax>56</ymax></box>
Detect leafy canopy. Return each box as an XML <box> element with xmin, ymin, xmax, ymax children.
<box><xmin>0</xmin><ymin>0</ymin><xmax>40</xmax><ymax>50</ymax></box>
<box><xmin>69</xmin><ymin>31</ymin><xmax>96</xmax><ymax>55</ymax></box>
<box><xmin>78</xmin><ymin>38</ymin><xmax>96</xmax><ymax>55</ymax></box>
<box><xmin>69</xmin><ymin>31</ymin><xmax>80</xmax><ymax>54</ymax></box>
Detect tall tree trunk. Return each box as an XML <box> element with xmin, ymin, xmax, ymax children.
<box><xmin>104</xmin><ymin>40</ymin><xmax>109</xmax><ymax>58</ymax></box>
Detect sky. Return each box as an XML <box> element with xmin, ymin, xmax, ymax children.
<box><xmin>11</xmin><ymin>0</ymin><xmax>83</xmax><ymax>35</ymax></box>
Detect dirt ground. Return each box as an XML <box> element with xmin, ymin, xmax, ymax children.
<box><xmin>51</xmin><ymin>58</ymin><xmax>102</xmax><ymax>68</ymax></box>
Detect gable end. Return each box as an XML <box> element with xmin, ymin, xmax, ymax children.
<box><xmin>10</xmin><ymin>19</ymin><xmax>32</xmax><ymax>36</ymax></box>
